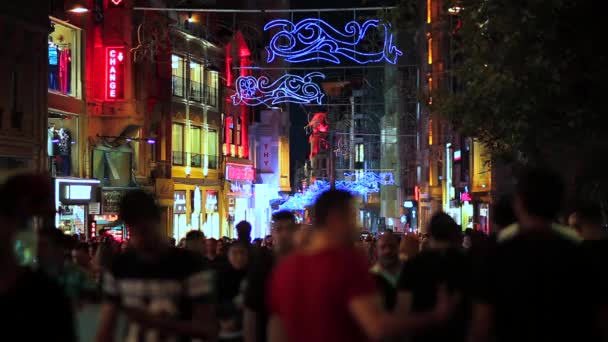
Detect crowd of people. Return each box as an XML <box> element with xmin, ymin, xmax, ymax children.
<box><xmin>0</xmin><ymin>167</ymin><xmax>606</xmax><ymax>342</ymax></box>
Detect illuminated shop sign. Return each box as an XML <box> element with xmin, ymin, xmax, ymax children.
<box><xmin>226</xmin><ymin>164</ymin><xmax>255</xmax><ymax>182</ymax></box>
<box><xmin>106</xmin><ymin>47</ymin><xmax>125</xmax><ymax>100</ymax></box>
<box><xmin>64</xmin><ymin>185</ymin><xmax>92</xmax><ymax>200</ymax></box>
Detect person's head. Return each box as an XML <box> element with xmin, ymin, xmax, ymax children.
<box><xmin>575</xmin><ymin>202</ymin><xmax>605</xmax><ymax>240</ymax></box>
<box><xmin>376</xmin><ymin>233</ymin><xmax>400</xmax><ymax>270</ymax></box>
<box><xmin>72</xmin><ymin>242</ymin><xmax>90</xmax><ymax>267</ymax></box>
<box><xmin>37</xmin><ymin>227</ymin><xmax>68</xmax><ymax>268</ymax></box>
<box><xmin>493</xmin><ymin>195</ymin><xmax>517</xmax><ymax>231</ymax></box>
<box><xmin>185</xmin><ymin>230</ymin><xmax>205</xmax><ymax>255</ymax></box>
<box><xmin>169</xmin><ymin>237</ymin><xmax>177</xmax><ymax>247</ymax></box>
<box><xmin>88</xmin><ymin>243</ymin><xmax>98</xmax><ymax>259</ymax></box>
<box><xmin>216</xmin><ymin>239</ymin><xmax>225</xmax><ymax>255</ymax></box>
<box><xmin>227</xmin><ymin>242</ymin><xmax>249</xmax><ymax>270</ymax></box>
<box><xmin>119</xmin><ymin>190</ymin><xmax>162</xmax><ymax>253</ymax></box>
<box><xmin>263</xmin><ymin>235</ymin><xmax>273</xmax><ymax>247</ymax></box>
<box><xmin>399</xmin><ymin>233</ymin><xmax>420</xmax><ymax>261</ymax></box>
<box><xmin>253</xmin><ymin>238</ymin><xmax>263</xmax><ymax>247</ymax></box>
<box><xmin>236</xmin><ymin>221</ymin><xmax>252</xmax><ymax>243</ymax></box>
<box><xmin>513</xmin><ymin>167</ymin><xmax>564</xmax><ymax>226</ymax></box>
<box><xmin>271</xmin><ymin>210</ymin><xmax>297</xmax><ymax>255</ymax></box>
<box><xmin>0</xmin><ymin>174</ymin><xmax>54</xmax><ymax>255</ymax></box>
<box><xmin>428</xmin><ymin>213</ymin><xmax>461</xmax><ymax>249</ymax></box>
<box><xmin>205</xmin><ymin>238</ymin><xmax>218</xmax><ymax>257</ymax></box>
<box><xmin>313</xmin><ymin>189</ymin><xmax>356</xmax><ymax>242</ymax></box>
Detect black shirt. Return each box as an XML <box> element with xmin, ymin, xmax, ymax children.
<box><xmin>244</xmin><ymin>247</ymin><xmax>275</xmax><ymax>342</ymax></box>
<box><xmin>398</xmin><ymin>248</ymin><xmax>472</xmax><ymax>342</ymax></box>
<box><xmin>0</xmin><ymin>268</ymin><xmax>76</xmax><ymax>342</ymax></box>
<box><xmin>475</xmin><ymin>229</ymin><xmax>598</xmax><ymax>342</ymax></box>
<box><xmin>103</xmin><ymin>248</ymin><xmax>213</xmax><ymax>342</ymax></box>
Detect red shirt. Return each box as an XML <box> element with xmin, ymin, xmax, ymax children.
<box><xmin>268</xmin><ymin>247</ymin><xmax>376</xmax><ymax>342</ymax></box>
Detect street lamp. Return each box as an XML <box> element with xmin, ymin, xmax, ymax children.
<box><xmin>69</xmin><ymin>4</ymin><xmax>89</xmax><ymax>13</ymax></box>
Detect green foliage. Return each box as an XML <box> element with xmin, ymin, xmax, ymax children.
<box><xmin>431</xmin><ymin>0</ymin><xmax>607</xmax><ymax>164</ymax></box>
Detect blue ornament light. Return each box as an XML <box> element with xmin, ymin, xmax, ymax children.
<box><xmin>264</xmin><ymin>18</ymin><xmax>403</xmax><ymax>65</ymax></box>
<box><xmin>278</xmin><ymin>172</ymin><xmax>395</xmax><ymax>211</ymax></box>
<box><xmin>231</xmin><ymin>72</ymin><xmax>325</xmax><ymax>106</ymax></box>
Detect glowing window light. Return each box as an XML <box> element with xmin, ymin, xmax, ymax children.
<box><xmin>264</xmin><ymin>18</ymin><xmax>403</xmax><ymax>65</ymax></box>
<box><xmin>231</xmin><ymin>72</ymin><xmax>325</xmax><ymax>106</ymax></box>
<box><xmin>427</xmin><ymin>36</ymin><xmax>433</xmax><ymax>64</ymax></box>
<box><xmin>427</xmin><ymin>0</ymin><xmax>432</xmax><ymax>23</ymax></box>
<box><xmin>429</xmin><ymin>119</ymin><xmax>433</xmax><ymax>145</ymax></box>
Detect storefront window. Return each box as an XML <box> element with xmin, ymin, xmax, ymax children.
<box><xmin>204</xmin><ymin>190</ymin><xmax>220</xmax><ymax>238</ymax></box>
<box><xmin>49</xmin><ymin>20</ymin><xmax>81</xmax><ymax>98</ymax></box>
<box><xmin>48</xmin><ymin>112</ymin><xmax>78</xmax><ymax>177</ymax></box>
<box><xmin>235</xmin><ymin>118</ymin><xmax>242</xmax><ymax>146</ymax></box>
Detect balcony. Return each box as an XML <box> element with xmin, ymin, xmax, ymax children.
<box><xmin>172</xmin><ymin>75</ymin><xmax>184</xmax><ymax>97</ymax></box>
<box><xmin>203</xmin><ymin>85</ymin><xmax>218</xmax><ymax>107</ymax></box>
<box><xmin>172</xmin><ymin>151</ymin><xmax>218</xmax><ymax>169</ymax></box>
<box><xmin>190</xmin><ymin>81</ymin><xmax>202</xmax><ymax>102</ymax></box>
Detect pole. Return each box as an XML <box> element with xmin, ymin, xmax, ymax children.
<box><xmin>329</xmin><ymin>127</ymin><xmax>335</xmax><ymax>190</ymax></box>
<box><xmin>133</xmin><ymin>6</ymin><xmax>395</xmax><ymax>13</ymax></box>
<box><xmin>349</xmin><ymin>96</ymin><xmax>355</xmax><ymax>171</ymax></box>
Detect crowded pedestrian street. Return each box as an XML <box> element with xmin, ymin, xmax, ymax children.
<box><xmin>1</xmin><ymin>0</ymin><xmax>606</xmax><ymax>341</ymax></box>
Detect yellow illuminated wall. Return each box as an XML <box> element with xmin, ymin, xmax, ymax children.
<box><xmin>471</xmin><ymin>140</ymin><xmax>492</xmax><ymax>192</ymax></box>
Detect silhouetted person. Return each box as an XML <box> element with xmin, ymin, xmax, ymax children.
<box><xmin>371</xmin><ymin>233</ymin><xmax>402</xmax><ymax>311</ymax></box>
<box><xmin>244</xmin><ymin>211</ymin><xmax>298</xmax><ymax>342</ymax></box>
<box><xmin>469</xmin><ymin>167</ymin><xmax>598</xmax><ymax>342</ymax></box>
<box><xmin>185</xmin><ymin>230</ymin><xmax>206</xmax><ymax>259</ymax></box>
<box><xmin>268</xmin><ymin>190</ymin><xmax>456</xmax><ymax>342</ymax></box>
<box><xmin>217</xmin><ymin>242</ymin><xmax>249</xmax><ymax>342</ymax></box>
<box><xmin>398</xmin><ymin>213</ymin><xmax>472</xmax><ymax>342</ymax></box>
<box><xmin>0</xmin><ymin>174</ymin><xmax>75</xmax><ymax>341</ymax></box>
<box><xmin>236</xmin><ymin>221</ymin><xmax>252</xmax><ymax>244</ymax></box>
<box><xmin>492</xmin><ymin>195</ymin><xmax>517</xmax><ymax>232</ymax></box>
<box><xmin>96</xmin><ymin>190</ymin><xmax>216</xmax><ymax>342</ymax></box>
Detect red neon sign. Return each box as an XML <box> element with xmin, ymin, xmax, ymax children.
<box><xmin>226</xmin><ymin>165</ymin><xmax>255</xmax><ymax>181</ymax></box>
<box><xmin>106</xmin><ymin>47</ymin><xmax>125</xmax><ymax>100</ymax></box>
<box><xmin>108</xmin><ymin>0</ymin><xmax>124</xmax><ymax>7</ymax></box>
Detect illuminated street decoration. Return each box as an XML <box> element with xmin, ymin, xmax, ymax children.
<box><xmin>106</xmin><ymin>47</ymin><xmax>125</xmax><ymax>100</ymax></box>
<box><xmin>264</xmin><ymin>18</ymin><xmax>403</xmax><ymax>64</ymax></box>
<box><xmin>343</xmin><ymin>171</ymin><xmax>395</xmax><ymax>192</ymax></box>
<box><xmin>279</xmin><ymin>173</ymin><xmax>394</xmax><ymax>211</ymax></box>
<box><xmin>306</xmin><ymin>112</ymin><xmax>329</xmax><ymax>159</ymax></box>
<box><xmin>231</xmin><ymin>72</ymin><xmax>325</xmax><ymax>106</ymax></box>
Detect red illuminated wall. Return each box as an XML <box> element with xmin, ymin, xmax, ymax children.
<box><xmin>224</xmin><ymin>31</ymin><xmax>251</xmax><ymax>159</ymax></box>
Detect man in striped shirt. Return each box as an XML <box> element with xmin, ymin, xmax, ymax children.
<box><xmin>96</xmin><ymin>190</ymin><xmax>216</xmax><ymax>342</ymax></box>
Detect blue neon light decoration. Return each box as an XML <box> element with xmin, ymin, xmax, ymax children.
<box><xmin>264</xmin><ymin>18</ymin><xmax>403</xmax><ymax>65</ymax></box>
<box><xmin>231</xmin><ymin>72</ymin><xmax>325</xmax><ymax>106</ymax></box>
<box><xmin>278</xmin><ymin>172</ymin><xmax>395</xmax><ymax>211</ymax></box>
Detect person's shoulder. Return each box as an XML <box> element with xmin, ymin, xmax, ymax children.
<box><xmin>22</xmin><ymin>268</ymin><xmax>65</xmax><ymax>295</ymax></box>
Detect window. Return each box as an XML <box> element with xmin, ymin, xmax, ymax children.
<box><xmin>191</xmin><ymin>126</ymin><xmax>202</xmax><ymax>167</ymax></box>
<box><xmin>207</xmin><ymin>129</ymin><xmax>218</xmax><ymax>169</ymax></box>
<box><xmin>205</xmin><ymin>70</ymin><xmax>219</xmax><ymax>107</ymax></box>
<box><xmin>48</xmin><ymin>112</ymin><xmax>79</xmax><ymax>177</ymax></box>
<box><xmin>172</xmin><ymin>123</ymin><xmax>184</xmax><ymax>165</ymax></box>
<box><xmin>227</xmin><ymin>118</ymin><xmax>234</xmax><ymax>145</ymax></box>
<box><xmin>172</xmin><ymin>55</ymin><xmax>185</xmax><ymax>97</ymax></box>
<box><xmin>49</xmin><ymin>20</ymin><xmax>81</xmax><ymax>98</ymax></box>
<box><xmin>189</xmin><ymin>61</ymin><xmax>202</xmax><ymax>102</ymax></box>
<box><xmin>355</xmin><ymin>143</ymin><xmax>365</xmax><ymax>162</ymax></box>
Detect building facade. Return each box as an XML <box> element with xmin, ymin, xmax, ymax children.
<box><xmin>0</xmin><ymin>1</ymin><xmax>50</xmax><ymax>178</ymax></box>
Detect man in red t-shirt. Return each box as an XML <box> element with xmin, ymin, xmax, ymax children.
<box><xmin>268</xmin><ymin>190</ymin><xmax>456</xmax><ymax>342</ymax></box>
